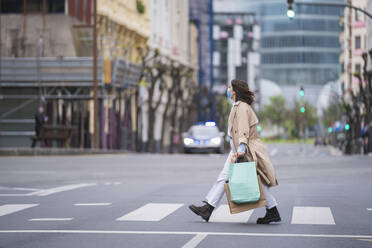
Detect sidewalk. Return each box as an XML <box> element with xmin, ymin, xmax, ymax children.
<box><xmin>0</xmin><ymin>148</ymin><xmax>129</xmax><ymax>156</ymax></box>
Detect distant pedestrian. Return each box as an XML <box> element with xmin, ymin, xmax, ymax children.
<box><xmin>31</xmin><ymin>106</ymin><xmax>48</xmax><ymax>148</ymax></box>
<box><xmin>189</xmin><ymin>79</ymin><xmax>281</xmax><ymax>224</ymax></box>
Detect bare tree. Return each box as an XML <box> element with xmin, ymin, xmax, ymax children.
<box><xmin>138</xmin><ymin>48</ymin><xmax>169</xmax><ymax>152</ymax></box>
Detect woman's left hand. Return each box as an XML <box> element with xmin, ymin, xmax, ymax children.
<box><xmin>236</xmin><ymin>152</ymin><xmax>245</xmax><ymax>158</ymax></box>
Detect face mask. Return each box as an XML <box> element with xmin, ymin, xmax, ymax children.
<box><xmin>227</xmin><ymin>89</ymin><xmax>232</xmax><ymax>100</ymax></box>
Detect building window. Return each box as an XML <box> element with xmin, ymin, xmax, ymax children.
<box><xmin>1</xmin><ymin>0</ymin><xmax>65</xmax><ymax>13</ymax></box>
<box><xmin>1</xmin><ymin>0</ymin><xmax>23</xmax><ymax>13</ymax></box>
<box><xmin>355</xmin><ymin>10</ymin><xmax>362</xmax><ymax>22</ymax></box>
<box><xmin>48</xmin><ymin>0</ymin><xmax>65</xmax><ymax>13</ymax></box>
<box><xmin>355</xmin><ymin>64</ymin><xmax>361</xmax><ymax>74</ymax></box>
<box><xmin>26</xmin><ymin>0</ymin><xmax>42</xmax><ymax>12</ymax></box>
<box><xmin>355</xmin><ymin>36</ymin><xmax>361</xmax><ymax>49</ymax></box>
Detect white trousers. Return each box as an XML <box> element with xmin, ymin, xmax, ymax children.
<box><xmin>205</xmin><ymin>151</ymin><xmax>278</xmax><ymax>209</ymax></box>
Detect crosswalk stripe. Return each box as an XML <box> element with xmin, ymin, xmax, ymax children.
<box><xmin>182</xmin><ymin>234</ymin><xmax>208</xmax><ymax>248</ymax></box>
<box><xmin>291</xmin><ymin>207</ymin><xmax>335</xmax><ymax>225</ymax></box>
<box><xmin>209</xmin><ymin>205</ymin><xmax>254</xmax><ymax>223</ymax></box>
<box><xmin>0</xmin><ymin>204</ymin><xmax>39</xmax><ymax>217</ymax></box>
<box><xmin>74</xmin><ymin>203</ymin><xmax>112</xmax><ymax>206</ymax></box>
<box><xmin>116</xmin><ymin>203</ymin><xmax>184</xmax><ymax>221</ymax></box>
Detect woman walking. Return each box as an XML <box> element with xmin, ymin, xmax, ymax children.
<box><xmin>189</xmin><ymin>79</ymin><xmax>281</xmax><ymax>224</ymax></box>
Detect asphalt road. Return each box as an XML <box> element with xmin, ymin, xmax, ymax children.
<box><xmin>0</xmin><ymin>144</ymin><xmax>371</xmax><ymax>248</ymax></box>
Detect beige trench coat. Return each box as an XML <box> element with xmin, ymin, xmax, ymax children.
<box><xmin>228</xmin><ymin>101</ymin><xmax>279</xmax><ymax>187</ymax></box>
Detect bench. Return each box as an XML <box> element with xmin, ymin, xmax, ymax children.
<box><xmin>31</xmin><ymin>125</ymin><xmax>74</xmax><ymax>148</ymax></box>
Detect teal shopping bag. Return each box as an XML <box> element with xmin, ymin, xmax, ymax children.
<box><xmin>228</xmin><ymin>158</ymin><xmax>260</xmax><ymax>204</ymax></box>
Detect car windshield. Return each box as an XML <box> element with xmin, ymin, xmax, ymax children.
<box><xmin>190</xmin><ymin>126</ymin><xmax>219</xmax><ymax>137</ymax></box>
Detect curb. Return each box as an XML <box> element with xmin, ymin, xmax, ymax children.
<box><xmin>0</xmin><ymin>148</ymin><xmax>130</xmax><ymax>156</ymax></box>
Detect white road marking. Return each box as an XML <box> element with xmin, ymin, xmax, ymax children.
<box><xmin>0</xmin><ymin>186</ymin><xmax>41</xmax><ymax>191</ymax></box>
<box><xmin>104</xmin><ymin>182</ymin><xmax>112</xmax><ymax>185</ymax></box>
<box><xmin>291</xmin><ymin>207</ymin><xmax>335</xmax><ymax>225</ymax></box>
<box><xmin>270</xmin><ymin>148</ymin><xmax>278</xmax><ymax>157</ymax></box>
<box><xmin>0</xmin><ymin>194</ymin><xmax>33</xmax><ymax>196</ymax></box>
<box><xmin>182</xmin><ymin>234</ymin><xmax>208</xmax><ymax>248</ymax></box>
<box><xmin>116</xmin><ymin>203</ymin><xmax>184</xmax><ymax>221</ymax></box>
<box><xmin>29</xmin><ymin>183</ymin><xmax>96</xmax><ymax>196</ymax></box>
<box><xmin>367</xmin><ymin>208</ymin><xmax>372</xmax><ymax>211</ymax></box>
<box><xmin>113</xmin><ymin>182</ymin><xmax>122</xmax><ymax>185</ymax></box>
<box><xmin>0</xmin><ymin>186</ymin><xmax>42</xmax><ymax>196</ymax></box>
<box><xmin>74</xmin><ymin>203</ymin><xmax>112</xmax><ymax>206</ymax></box>
<box><xmin>0</xmin><ymin>204</ymin><xmax>39</xmax><ymax>217</ymax></box>
<box><xmin>29</xmin><ymin>218</ymin><xmax>73</xmax><ymax>221</ymax></box>
<box><xmin>209</xmin><ymin>205</ymin><xmax>254</xmax><ymax>223</ymax></box>
<box><xmin>0</xmin><ymin>230</ymin><xmax>372</xmax><ymax>240</ymax></box>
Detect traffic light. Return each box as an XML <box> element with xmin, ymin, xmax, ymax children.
<box><xmin>287</xmin><ymin>0</ymin><xmax>295</xmax><ymax>19</ymax></box>
<box><xmin>257</xmin><ymin>124</ymin><xmax>262</xmax><ymax>132</ymax></box>
<box><xmin>328</xmin><ymin>127</ymin><xmax>333</xmax><ymax>133</ymax></box>
<box><xmin>299</xmin><ymin>86</ymin><xmax>304</xmax><ymax>97</ymax></box>
<box><xmin>300</xmin><ymin>106</ymin><xmax>305</xmax><ymax>113</ymax></box>
<box><xmin>345</xmin><ymin>123</ymin><xmax>350</xmax><ymax>131</ymax></box>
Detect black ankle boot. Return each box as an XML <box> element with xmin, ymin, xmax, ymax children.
<box><xmin>188</xmin><ymin>201</ymin><xmax>215</xmax><ymax>222</ymax></box>
<box><xmin>256</xmin><ymin>206</ymin><xmax>281</xmax><ymax>224</ymax></box>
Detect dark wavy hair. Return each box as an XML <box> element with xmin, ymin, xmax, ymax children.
<box><xmin>231</xmin><ymin>79</ymin><xmax>255</xmax><ymax>105</ymax></box>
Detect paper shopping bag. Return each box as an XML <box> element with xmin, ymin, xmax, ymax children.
<box><xmin>225</xmin><ymin>175</ymin><xmax>267</xmax><ymax>214</ymax></box>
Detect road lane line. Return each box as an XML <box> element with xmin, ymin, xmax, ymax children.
<box><xmin>0</xmin><ymin>194</ymin><xmax>33</xmax><ymax>196</ymax></box>
<box><xmin>12</xmin><ymin>187</ymin><xmax>41</xmax><ymax>191</ymax></box>
<box><xmin>29</xmin><ymin>218</ymin><xmax>73</xmax><ymax>221</ymax></box>
<box><xmin>291</xmin><ymin>207</ymin><xmax>335</xmax><ymax>225</ymax></box>
<box><xmin>29</xmin><ymin>183</ymin><xmax>96</xmax><ymax>196</ymax></box>
<box><xmin>0</xmin><ymin>230</ymin><xmax>372</xmax><ymax>239</ymax></box>
<box><xmin>0</xmin><ymin>186</ymin><xmax>40</xmax><ymax>191</ymax></box>
<box><xmin>116</xmin><ymin>203</ymin><xmax>184</xmax><ymax>221</ymax></box>
<box><xmin>182</xmin><ymin>234</ymin><xmax>208</xmax><ymax>248</ymax></box>
<box><xmin>209</xmin><ymin>205</ymin><xmax>254</xmax><ymax>223</ymax></box>
<box><xmin>0</xmin><ymin>204</ymin><xmax>39</xmax><ymax>217</ymax></box>
<box><xmin>367</xmin><ymin>208</ymin><xmax>372</xmax><ymax>211</ymax></box>
<box><xmin>74</xmin><ymin>203</ymin><xmax>112</xmax><ymax>206</ymax></box>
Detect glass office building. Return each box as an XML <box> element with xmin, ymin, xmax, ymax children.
<box><xmin>214</xmin><ymin>0</ymin><xmax>344</xmax><ymax>87</ymax></box>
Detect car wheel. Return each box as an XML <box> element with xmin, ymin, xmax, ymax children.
<box><xmin>184</xmin><ymin>148</ymin><xmax>190</xmax><ymax>154</ymax></box>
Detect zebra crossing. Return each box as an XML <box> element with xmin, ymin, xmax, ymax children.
<box><xmin>0</xmin><ymin>202</ymin><xmax>355</xmax><ymax>225</ymax></box>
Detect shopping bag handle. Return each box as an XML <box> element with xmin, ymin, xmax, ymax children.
<box><xmin>235</xmin><ymin>155</ymin><xmax>248</xmax><ymax>163</ymax></box>
<box><xmin>235</xmin><ymin>143</ymin><xmax>257</xmax><ymax>163</ymax></box>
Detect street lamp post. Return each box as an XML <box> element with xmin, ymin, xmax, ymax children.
<box><xmin>93</xmin><ymin>0</ymin><xmax>99</xmax><ymax>149</ymax></box>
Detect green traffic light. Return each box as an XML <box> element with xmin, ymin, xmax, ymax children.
<box><xmin>287</xmin><ymin>8</ymin><xmax>295</xmax><ymax>19</ymax></box>
<box><xmin>299</xmin><ymin>90</ymin><xmax>304</xmax><ymax>97</ymax></box>
<box><xmin>328</xmin><ymin>127</ymin><xmax>333</xmax><ymax>133</ymax></box>
<box><xmin>257</xmin><ymin>125</ymin><xmax>262</xmax><ymax>132</ymax></box>
<box><xmin>345</xmin><ymin>123</ymin><xmax>350</xmax><ymax>131</ymax></box>
<box><xmin>300</xmin><ymin>107</ymin><xmax>305</xmax><ymax>113</ymax></box>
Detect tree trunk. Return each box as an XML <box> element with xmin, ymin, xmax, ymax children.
<box><xmin>161</xmin><ymin>88</ymin><xmax>172</xmax><ymax>153</ymax></box>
